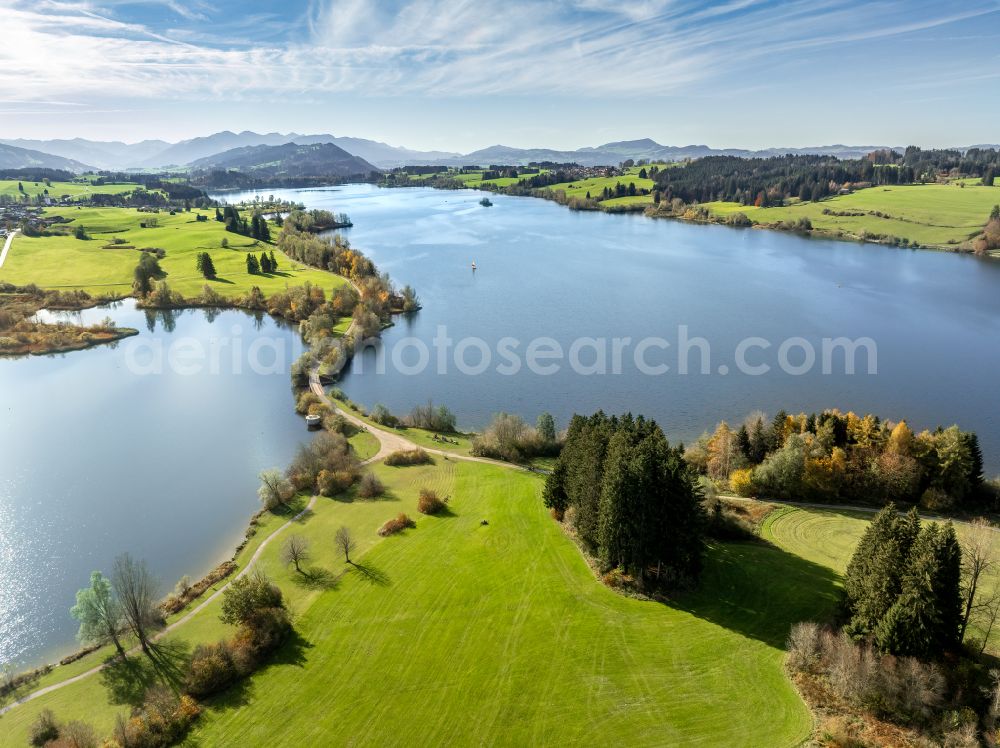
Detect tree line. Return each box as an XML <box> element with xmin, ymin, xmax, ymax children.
<box><xmin>688</xmin><ymin>409</ymin><xmax>990</xmax><ymax>512</ymax></box>
<box><xmin>648</xmin><ymin>148</ymin><xmax>1000</xmax><ymax>207</ymax></box>
<box><xmin>543</xmin><ymin>412</ymin><xmax>704</xmax><ymax>588</ymax></box>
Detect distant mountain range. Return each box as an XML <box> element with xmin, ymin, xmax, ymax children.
<box><xmin>3</xmin><ymin>132</ymin><xmax>998</xmax><ymax>174</ymax></box>
<box><xmin>190</xmin><ymin>142</ymin><xmax>376</xmax><ymax>178</ymax></box>
<box><xmin>0</xmin><ymin>142</ymin><xmax>92</xmax><ymax>171</ymax></box>
<box><xmin>0</xmin><ymin>137</ymin><xmax>170</xmax><ymax>171</ymax></box>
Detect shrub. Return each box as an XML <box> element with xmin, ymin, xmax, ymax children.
<box><xmin>729</xmin><ymin>467</ymin><xmax>755</xmax><ymax>497</ymax></box>
<box><xmin>219</xmin><ymin>570</ymin><xmax>283</xmax><ymax>627</ymax></box>
<box><xmin>57</xmin><ymin>720</ymin><xmax>97</xmax><ymax>748</ymax></box>
<box><xmin>378</xmin><ymin>513</ymin><xmax>415</xmax><ymax>536</ymax></box>
<box><xmin>357</xmin><ymin>472</ymin><xmax>385</xmax><ymax>499</ymax></box>
<box><xmin>787</xmin><ymin>621</ymin><xmax>822</xmax><ymax>673</ymax></box>
<box><xmin>295</xmin><ymin>390</ymin><xmax>323</xmax><ymax>415</ymax></box>
<box><xmin>405</xmin><ymin>400</ymin><xmax>456</xmax><ymax>432</ymax></box>
<box><xmin>184</xmin><ymin>641</ymin><xmax>238</xmax><ymax>697</ymax></box>
<box><xmin>317</xmin><ymin>468</ymin><xmax>355</xmax><ymax>496</ymax></box>
<box><xmin>920</xmin><ymin>486</ymin><xmax>954</xmax><ymax>512</ymax></box>
<box><xmin>791</xmin><ymin>624</ymin><xmax>947</xmax><ymax>725</ymax></box>
<box><xmin>471</xmin><ymin>412</ymin><xmax>540</xmax><ymax>463</ymax></box>
<box><xmin>704</xmin><ymin>498</ymin><xmax>756</xmax><ymax>540</ymax></box>
<box><xmin>29</xmin><ymin>709</ymin><xmax>59</xmax><ymax>746</ymax></box>
<box><xmin>114</xmin><ymin>685</ymin><xmax>200</xmax><ymax>746</ymax></box>
<box><xmin>286</xmin><ymin>432</ymin><xmax>359</xmax><ymax>491</ymax></box>
<box><xmin>384</xmin><ymin>448</ymin><xmax>432</xmax><ymax>466</ymax></box>
<box><xmin>417</xmin><ymin>488</ymin><xmax>447</xmax><ymax>515</ymax></box>
<box><xmin>322</xmin><ymin>413</ymin><xmax>350</xmax><ymax>434</ymax></box>
<box><xmin>370</xmin><ymin>403</ymin><xmax>400</xmax><ymax>428</ymax></box>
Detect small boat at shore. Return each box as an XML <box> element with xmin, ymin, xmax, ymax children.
<box><xmin>305</xmin><ymin>414</ymin><xmax>322</xmax><ymax>430</ymax></box>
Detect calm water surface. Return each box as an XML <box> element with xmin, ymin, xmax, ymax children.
<box><xmin>4</xmin><ymin>182</ymin><xmax>999</xmax><ymax>668</ymax></box>
<box><xmin>0</xmin><ymin>303</ymin><xmax>307</xmax><ymax>668</ymax></box>
<box><xmin>225</xmin><ymin>183</ymin><xmax>1000</xmax><ymax>470</ymax></box>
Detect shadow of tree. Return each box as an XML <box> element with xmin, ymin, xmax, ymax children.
<box><xmin>99</xmin><ymin>640</ymin><xmax>192</xmax><ymax>705</ymax></box>
<box><xmin>350</xmin><ymin>561</ymin><xmax>391</xmax><ymax>587</ymax></box>
<box><xmin>292</xmin><ymin>566</ymin><xmax>340</xmax><ymax>590</ymax></box>
<box><xmin>670</xmin><ymin>540</ymin><xmax>842</xmax><ymax>650</ymax></box>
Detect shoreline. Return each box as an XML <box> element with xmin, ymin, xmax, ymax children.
<box><xmin>387</xmin><ymin>178</ymin><xmax>997</xmax><ymax>257</ymax></box>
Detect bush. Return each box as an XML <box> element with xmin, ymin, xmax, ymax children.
<box><xmin>220</xmin><ymin>570</ymin><xmax>283</xmax><ymax>627</ymax></box>
<box><xmin>317</xmin><ymin>468</ymin><xmax>356</xmax><ymax>496</ymax></box>
<box><xmin>404</xmin><ymin>400</ymin><xmax>456</xmax><ymax>432</ymax></box>
<box><xmin>286</xmin><ymin>432</ymin><xmax>359</xmax><ymax>491</ymax></box>
<box><xmin>471</xmin><ymin>412</ymin><xmax>540</xmax><ymax>463</ymax></box>
<box><xmin>704</xmin><ymin>498</ymin><xmax>756</xmax><ymax>540</ymax></box>
<box><xmin>417</xmin><ymin>488</ymin><xmax>448</xmax><ymax>515</ymax></box>
<box><xmin>384</xmin><ymin>448</ymin><xmax>432</xmax><ymax>467</ymax></box>
<box><xmin>729</xmin><ymin>467</ymin><xmax>755</xmax><ymax>497</ymax></box>
<box><xmin>357</xmin><ymin>472</ymin><xmax>385</xmax><ymax>499</ymax></box>
<box><xmin>57</xmin><ymin>721</ymin><xmax>98</xmax><ymax>747</ymax></box>
<box><xmin>787</xmin><ymin>621</ymin><xmax>822</xmax><ymax>673</ymax></box>
<box><xmin>370</xmin><ymin>403</ymin><xmax>400</xmax><ymax>428</ymax></box>
<box><xmin>114</xmin><ymin>685</ymin><xmax>200</xmax><ymax>746</ymax></box>
<box><xmin>295</xmin><ymin>390</ymin><xmax>324</xmax><ymax>415</ymax></box>
<box><xmin>29</xmin><ymin>709</ymin><xmax>59</xmax><ymax>746</ymax></box>
<box><xmin>920</xmin><ymin>486</ymin><xmax>954</xmax><ymax>512</ymax></box>
<box><xmin>790</xmin><ymin>624</ymin><xmax>947</xmax><ymax>725</ymax></box>
<box><xmin>378</xmin><ymin>513</ymin><xmax>415</xmax><ymax>536</ymax></box>
<box><xmin>184</xmin><ymin>641</ymin><xmax>238</xmax><ymax>697</ymax></box>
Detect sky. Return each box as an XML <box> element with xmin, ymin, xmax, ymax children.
<box><xmin>1</xmin><ymin>0</ymin><xmax>999</xmax><ymax>152</ymax></box>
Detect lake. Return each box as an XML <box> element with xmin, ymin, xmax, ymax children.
<box><xmin>0</xmin><ymin>302</ymin><xmax>308</xmax><ymax>669</ymax></box>
<box><xmin>225</xmin><ymin>183</ymin><xmax>1000</xmax><ymax>470</ymax></box>
<box><xmin>4</xmin><ymin>180</ymin><xmax>999</xmax><ymax>669</ymax></box>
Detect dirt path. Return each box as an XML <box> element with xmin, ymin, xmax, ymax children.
<box><xmin>1</xmin><ymin>373</ymin><xmax>524</xmax><ymax>716</ymax></box>
<box><xmin>0</xmin><ymin>493</ymin><xmax>320</xmax><ymax>716</ymax></box>
<box><xmin>309</xmin><ymin>372</ymin><xmax>524</xmax><ymax>470</ymax></box>
<box><xmin>0</xmin><ymin>229</ymin><xmax>19</xmax><ymax>269</ymax></box>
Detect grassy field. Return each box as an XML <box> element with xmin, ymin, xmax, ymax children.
<box><xmin>761</xmin><ymin>504</ymin><xmax>1000</xmax><ymax>650</ymax></box>
<box><xmin>0</xmin><ymin>459</ymin><xmax>830</xmax><ymax>747</ymax></box>
<box><xmin>704</xmin><ymin>182</ymin><xmax>1000</xmax><ymax>247</ymax></box>
<box><xmin>0</xmin><ymin>179</ymin><xmax>141</xmax><ymax>201</ymax></box>
<box><xmin>0</xmin><ymin>207</ymin><xmax>348</xmax><ymax>298</ymax></box>
<box><xmin>541</xmin><ymin>165</ymin><xmax>658</xmax><ymax>206</ymax></box>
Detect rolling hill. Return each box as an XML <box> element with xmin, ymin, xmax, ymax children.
<box><xmin>189</xmin><ymin>142</ymin><xmax>377</xmax><ymax>177</ymax></box>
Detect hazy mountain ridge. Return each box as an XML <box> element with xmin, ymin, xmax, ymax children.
<box><xmin>5</xmin><ymin>131</ymin><xmax>996</xmax><ymax>174</ymax></box>
<box><xmin>0</xmin><ymin>138</ymin><xmax>169</xmax><ymax>170</ymax></box>
<box><xmin>0</xmin><ymin>143</ymin><xmax>93</xmax><ymax>172</ymax></box>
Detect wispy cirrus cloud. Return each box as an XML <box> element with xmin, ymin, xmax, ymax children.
<box><xmin>1</xmin><ymin>0</ymin><xmax>998</xmax><ymax>106</ymax></box>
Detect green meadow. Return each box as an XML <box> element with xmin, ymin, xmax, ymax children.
<box><xmin>704</xmin><ymin>181</ymin><xmax>1000</xmax><ymax>247</ymax></box>
<box><xmin>7</xmin><ymin>438</ymin><xmax>992</xmax><ymax>746</ymax></box>
<box><xmin>0</xmin><ymin>206</ymin><xmax>348</xmax><ymax>298</ymax></box>
<box><xmin>4</xmin><ymin>451</ymin><xmax>891</xmax><ymax>747</ymax></box>
<box><xmin>541</xmin><ymin>165</ymin><xmax>658</xmax><ymax>205</ymax></box>
<box><xmin>0</xmin><ymin>179</ymin><xmax>142</xmax><ymax>201</ymax></box>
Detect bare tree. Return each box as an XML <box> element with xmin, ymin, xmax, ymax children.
<box><xmin>112</xmin><ymin>553</ymin><xmax>158</xmax><ymax>656</ymax></box>
<box><xmin>961</xmin><ymin>517</ymin><xmax>997</xmax><ymax>641</ymax></box>
<box><xmin>258</xmin><ymin>468</ymin><xmax>294</xmax><ymax>511</ymax></box>
<box><xmin>335</xmin><ymin>526</ymin><xmax>356</xmax><ymax>564</ymax></box>
<box><xmin>282</xmin><ymin>535</ymin><xmax>310</xmax><ymax>573</ymax></box>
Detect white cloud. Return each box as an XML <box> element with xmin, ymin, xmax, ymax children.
<box><xmin>0</xmin><ymin>0</ymin><xmax>997</xmax><ymax>106</ymax></box>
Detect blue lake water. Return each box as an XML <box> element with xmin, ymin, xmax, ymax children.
<box><xmin>3</xmin><ymin>180</ymin><xmax>999</xmax><ymax>669</ymax></box>
<box><xmin>0</xmin><ymin>303</ymin><xmax>308</xmax><ymax>668</ymax></box>
<box><xmin>226</xmin><ymin>183</ymin><xmax>1000</xmax><ymax>470</ymax></box>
